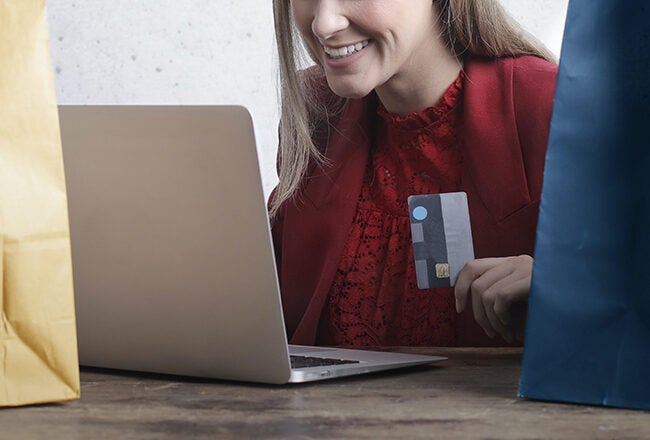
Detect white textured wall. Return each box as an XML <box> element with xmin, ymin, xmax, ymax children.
<box><xmin>500</xmin><ymin>0</ymin><xmax>568</xmax><ymax>60</ymax></box>
<box><xmin>47</xmin><ymin>0</ymin><xmax>568</xmax><ymax>197</ymax></box>
<box><xmin>46</xmin><ymin>0</ymin><xmax>280</xmax><ymax>194</ymax></box>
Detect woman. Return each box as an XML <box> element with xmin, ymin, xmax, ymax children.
<box><xmin>270</xmin><ymin>0</ymin><xmax>558</xmax><ymax>347</ymax></box>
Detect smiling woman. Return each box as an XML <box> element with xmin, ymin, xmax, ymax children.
<box><xmin>292</xmin><ymin>0</ymin><xmax>456</xmax><ymax>105</ymax></box>
<box><xmin>270</xmin><ymin>0</ymin><xmax>558</xmax><ymax>348</ymax></box>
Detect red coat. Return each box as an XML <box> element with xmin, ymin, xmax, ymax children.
<box><xmin>272</xmin><ymin>56</ymin><xmax>558</xmax><ymax>346</ymax></box>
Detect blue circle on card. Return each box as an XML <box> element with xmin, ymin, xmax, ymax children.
<box><xmin>413</xmin><ymin>206</ymin><xmax>428</xmax><ymax>221</ymax></box>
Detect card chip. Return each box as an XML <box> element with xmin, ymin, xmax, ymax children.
<box><xmin>435</xmin><ymin>263</ymin><xmax>450</xmax><ymax>279</ymax></box>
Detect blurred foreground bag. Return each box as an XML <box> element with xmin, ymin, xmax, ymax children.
<box><xmin>0</xmin><ymin>0</ymin><xmax>80</xmax><ymax>406</ymax></box>
<box><xmin>519</xmin><ymin>0</ymin><xmax>650</xmax><ymax>410</ymax></box>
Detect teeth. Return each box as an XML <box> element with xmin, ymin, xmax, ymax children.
<box><xmin>324</xmin><ymin>40</ymin><xmax>369</xmax><ymax>59</ymax></box>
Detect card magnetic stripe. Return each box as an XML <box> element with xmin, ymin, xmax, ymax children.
<box><xmin>439</xmin><ymin>193</ymin><xmax>473</xmax><ymax>286</ymax></box>
<box><xmin>411</xmin><ymin>195</ymin><xmax>450</xmax><ymax>288</ymax></box>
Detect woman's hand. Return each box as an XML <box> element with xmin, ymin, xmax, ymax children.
<box><xmin>454</xmin><ymin>255</ymin><xmax>533</xmax><ymax>342</ymax></box>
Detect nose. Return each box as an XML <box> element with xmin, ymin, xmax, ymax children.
<box><xmin>311</xmin><ymin>0</ymin><xmax>349</xmax><ymax>41</ymax></box>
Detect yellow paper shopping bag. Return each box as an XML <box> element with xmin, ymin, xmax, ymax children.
<box><xmin>0</xmin><ymin>0</ymin><xmax>80</xmax><ymax>406</ymax></box>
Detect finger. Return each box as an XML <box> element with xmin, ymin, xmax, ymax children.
<box><xmin>454</xmin><ymin>257</ymin><xmax>510</xmax><ymax>313</ymax></box>
<box><xmin>471</xmin><ymin>263</ymin><xmax>525</xmax><ymax>341</ymax></box>
<box><xmin>488</xmin><ymin>257</ymin><xmax>533</xmax><ymax>323</ymax></box>
<box><xmin>471</xmin><ymin>280</ymin><xmax>496</xmax><ymax>338</ymax></box>
<box><xmin>454</xmin><ymin>264</ymin><xmax>474</xmax><ymax>313</ymax></box>
<box><xmin>465</xmin><ymin>262</ymin><xmax>515</xmax><ymax>320</ymax></box>
<box><xmin>481</xmin><ymin>290</ymin><xmax>515</xmax><ymax>342</ymax></box>
<box><xmin>485</xmin><ymin>304</ymin><xmax>514</xmax><ymax>342</ymax></box>
<box><xmin>471</xmin><ymin>267</ymin><xmax>517</xmax><ymax>341</ymax></box>
<box><xmin>471</xmin><ymin>256</ymin><xmax>531</xmax><ymax>323</ymax></box>
<box><xmin>454</xmin><ymin>275</ymin><xmax>470</xmax><ymax>313</ymax></box>
<box><xmin>492</xmin><ymin>275</ymin><xmax>531</xmax><ymax>324</ymax></box>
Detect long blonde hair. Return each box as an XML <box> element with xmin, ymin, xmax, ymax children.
<box><xmin>270</xmin><ymin>0</ymin><xmax>556</xmax><ymax>219</ymax></box>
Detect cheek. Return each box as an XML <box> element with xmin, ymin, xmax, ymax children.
<box><xmin>290</xmin><ymin>3</ymin><xmax>321</xmax><ymax>59</ymax></box>
<box><xmin>290</xmin><ymin>2</ymin><xmax>312</xmax><ymax>37</ymax></box>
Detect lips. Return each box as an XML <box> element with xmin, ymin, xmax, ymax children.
<box><xmin>323</xmin><ymin>40</ymin><xmax>370</xmax><ymax>59</ymax></box>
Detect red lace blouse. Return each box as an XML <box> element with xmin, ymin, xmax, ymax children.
<box><xmin>317</xmin><ymin>73</ymin><xmax>465</xmax><ymax>347</ymax></box>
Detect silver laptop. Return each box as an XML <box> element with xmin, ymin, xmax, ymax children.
<box><xmin>59</xmin><ymin>105</ymin><xmax>443</xmax><ymax>384</ymax></box>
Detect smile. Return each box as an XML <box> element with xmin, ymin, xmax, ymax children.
<box><xmin>323</xmin><ymin>40</ymin><xmax>370</xmax><ymax>59</ymax></box>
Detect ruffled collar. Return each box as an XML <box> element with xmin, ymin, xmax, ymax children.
<box><xmin>376</xmin><ymin>71</ymin><xmax>464</xmax><ymax>131</ymax></box>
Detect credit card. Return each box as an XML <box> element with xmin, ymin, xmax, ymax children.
<box><xmin>408</xmin><ymin>192</ymin><xmax>475</xmax><ymax>288</ymax></box>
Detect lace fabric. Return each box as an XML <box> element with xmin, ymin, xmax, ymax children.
<box><xmin>317</xmin><ymin>73</ymin><xmax>465</xmax><ymax>347</ymax></box>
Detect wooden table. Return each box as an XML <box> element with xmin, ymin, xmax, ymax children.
<box><xmin>1</xmin><ymin>348</ymin><xmax>648</xmax><ymax>439</ymax></box>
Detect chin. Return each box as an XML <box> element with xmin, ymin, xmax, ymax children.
<box><xmin>327</xmin><ymin>82</ymin><xmax>374</xmax><ymax>100</ymax></box>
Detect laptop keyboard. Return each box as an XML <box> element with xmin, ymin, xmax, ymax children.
<box><xmin>290</xmin><ymin>355</ymin><xmax>360</xmax><ymax>369</ymax></box>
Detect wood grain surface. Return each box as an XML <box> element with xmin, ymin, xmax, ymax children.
<box><xmin>1</xmin><ymin>348</ymin><xmax>648</xmax><ymax>439</ymax></box>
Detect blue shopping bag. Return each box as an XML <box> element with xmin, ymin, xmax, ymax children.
<box><xmin>518</xmin><ymin>0</ymin><xmax>650</xmax><ymax>410</ymax></box>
